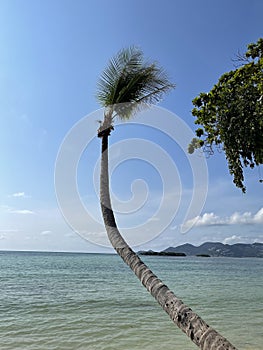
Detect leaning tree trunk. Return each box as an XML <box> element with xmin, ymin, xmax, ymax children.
<box><xmin>99</xmin><ymin>131</ymin><xmax>237</xmax><ymax>350</ymax></box>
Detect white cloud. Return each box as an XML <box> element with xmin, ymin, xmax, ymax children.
<box><xmin>228</xmin><ymin>208</ymin><xmax>263</xmax><ymax>224</ymax></box>
<box><xmin>1</xmin><ymin>205</ymin><xmax>35</xmax><ymax>215</ymax></box>
<box><xmin>147</xmin><ymin>217</ymin><xmax>160</xmax><ymax>222</ymax></box>
<box><xmin>11</xmin><ymin>192</ymin><xmax>26</xmax><ymax>197</ymax></box>
<box><xmin>196</xmin><ymin>212</ymin><xmax>222</xmax><ymax>225</ymax></box>
<box><xmin>40</xmin><ymin>230</ymin><xmax>52</xmax><ymax>235</ymax></box>
<box><xmin>185</xmin><ymin>208</ymin><xmax>263</xmax><ymax>228</ymax></box>
<box><xmin>8</xmin><ymin>192</ymin><xmax>31</xmax><ymax>199</ymax></box>
<box><xmin>223</xmin><ymin>234</ymin><xmax>263</xmax><ymax>245</ymax></box>
<box><xmin>223</xmin><ymin>235</ymin><xmax>243</xmax><ymax>244</ymax></box>
<box><xmin>183</xmin><ymin>212</ymin><xmax>223</xmax><ymax>228</ymax></box>
<box><xmin>9</xmin><ymin>209</ymin><xmax>35</xmax><ymax>215</ymax></box>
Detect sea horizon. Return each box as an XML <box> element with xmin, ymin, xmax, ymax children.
<box><xmin>1</xmin><ymin>239</ymin><xmax>262</xmax><ymax>257</ymax></box>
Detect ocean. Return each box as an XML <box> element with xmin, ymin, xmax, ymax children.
<box><xmin>0</xmin><ymin>251</ymin><xmax>262</xmax><ymax>350</ymax></box>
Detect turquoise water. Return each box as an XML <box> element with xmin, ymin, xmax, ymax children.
<box><xmin>0</xmin><ymin>251</ymin><xmax>262</xmax><ymax>350</ymax></box>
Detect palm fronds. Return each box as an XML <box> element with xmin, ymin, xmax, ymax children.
<box><xmin>96</xmin><ymin>47</ymin><xmax>175</xmax><ymax>120</ymax></box>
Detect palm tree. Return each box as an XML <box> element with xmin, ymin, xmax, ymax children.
<box><xmin>96</xmin><ymin>47</ymin><xmax>237</xmax><ymax>350</ymax></box>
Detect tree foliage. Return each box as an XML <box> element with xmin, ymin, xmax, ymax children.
<box><xmin>189</xmin><ymin>38</ymin><xmax>263</xmax><ymax>192</ymax></box>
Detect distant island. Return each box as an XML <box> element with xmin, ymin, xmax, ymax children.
<box><xmin>139</xmin><ymin>250</ymin><xmax>186</xmax><ymax>257</ymax></box>
<box><xmin>138</xmin><ymin>242</ymin><xmax>263</xmax><ymax>258</ymax></box>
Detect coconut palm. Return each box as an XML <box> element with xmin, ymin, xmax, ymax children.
<box><xmin>96</xmin><ymin>47</ymin><xmax>237</xmax><ymax>350</ymax></box>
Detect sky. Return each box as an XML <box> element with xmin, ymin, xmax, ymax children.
<box><xmin>0</xmin><ymin>0</ymin><xmax>262</xmax><ymax>253</ymax></box>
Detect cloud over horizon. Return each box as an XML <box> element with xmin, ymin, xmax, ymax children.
<box><xmin>223</xmin><ymin>234</ymin><xmax>263</xmax><ymax>245</ymax></box>
<box><xmin>185</xmin><ymin>208</ymin><xmax>263</xmax><ymax>228</ymax></box>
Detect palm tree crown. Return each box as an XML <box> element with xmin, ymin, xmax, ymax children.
<box><xmin>96</xmin><ymin>47</ymin><xmax>175</xmax><ymax>132</ymax></box>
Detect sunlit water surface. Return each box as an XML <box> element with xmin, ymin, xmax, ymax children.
<box><xmin>0</xmin><ymin>251</ymin><xmax>262</xmax><ymax>349</ymax></box>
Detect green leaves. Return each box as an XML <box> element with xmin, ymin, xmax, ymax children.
<box><xmin>96</xmin><ymin>47</ymin><xmax>175</xmax><ymax>120</ymax></box>
<box><xmin>191</xmin><ymin>38</ymin><xmax>263</xmax><ymax>192</ymax></box>
<box><xmin>246</xmin><ymin>38</ymin><xmax>263</xmax><ymax>60</ymax></box>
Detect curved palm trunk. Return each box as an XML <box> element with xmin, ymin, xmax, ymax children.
<box><xmin>99</xmin><ymin>132</ymin><xmax>237</xmax><ymax>350</ymax></box>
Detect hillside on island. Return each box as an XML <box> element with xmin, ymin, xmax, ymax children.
<box><xmin>139</xmin><ymin>242</ymin><xmax>263</xmax><ymax>258</ymax></box>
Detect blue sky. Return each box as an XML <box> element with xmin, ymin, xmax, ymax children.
<box><xmin>0</xmin><ymin>0</ymin><xmax>262</xmax><ymax>252</ymax></box>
